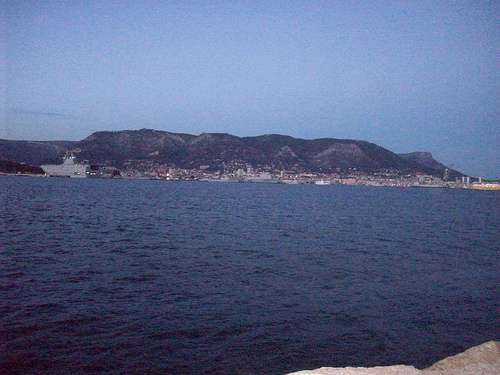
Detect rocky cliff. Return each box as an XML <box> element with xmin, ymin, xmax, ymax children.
<box><xmin>399</xmin><ymin>152</ymin><xmax>449</xmax><ymax>173</ymax></box>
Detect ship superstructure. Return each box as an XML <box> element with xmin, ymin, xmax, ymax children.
<box><xmin>41</xmin><ymin>152</ymin><xmax>101</xmax><ymax>178</ymax></box>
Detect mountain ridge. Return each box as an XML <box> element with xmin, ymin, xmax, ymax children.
<box><xmin>0</xmin><ymin>139</ymin><xmax>76</xmax><ymax>165</ymax></box>
<box><xmin>0</xmin><ymin>129</ymin><xmax>464</xmax><ymax>178</ymax></box>
<box><xmin>399</xmin><ymin>151</ymin><xmax>450</xmax><ymax>172</ymax></box>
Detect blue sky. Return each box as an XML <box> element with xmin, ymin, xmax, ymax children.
<box><xmin>1</xmin><ymin>1</ymin><xmax>499</xmax><ymax>178</ymax></box>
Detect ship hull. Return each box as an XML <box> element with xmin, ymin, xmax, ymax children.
<box><xmin>472</xmin><ymin>185</ymin><xmax>500</xmax><ymax>191</ymax></box>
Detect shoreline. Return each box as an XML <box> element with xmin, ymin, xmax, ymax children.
<box><xmin>287</xmin><ymin>341</ymin><xmax>500</xmax><ymax>375</ymax></box>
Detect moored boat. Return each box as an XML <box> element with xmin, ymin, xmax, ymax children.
<box><xmin>472</xmin><ymin>183</ymin><xmax>500</xmax><ymax>191</ymax></box>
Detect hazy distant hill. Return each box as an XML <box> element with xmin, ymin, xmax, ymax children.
<box><xmin>0</xmin><ymin>140</ymin><xmax>76</xmax><ymax>165</ymax></box>
<box><xmin>67</xmin><ymin>129</ymin><xmax>448</xmax><ymax>176</ymax></box>
<box><xmin>0</xmin><ymin>129</ymin><xmax>464</xmax><ymax>177</ymax></box>
<box><xmin>399</xmin><ymin>151</ymin><xmax>465</xmax><ymax>179</ymax></box>
<box><xmin>0</xmin><ymin>160</ymin><xmax>44</xmax><ymax>175</ymax></box>
<box><xmin>399</xmin><ymin>152</ymin><xmax>448</xmax><ymax>171</ymax></box>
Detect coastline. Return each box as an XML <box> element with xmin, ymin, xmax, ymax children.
<box><xmin>287</xmin><ymin>341</ymin><xmax>500</xmax><ymax>375</ymax></box>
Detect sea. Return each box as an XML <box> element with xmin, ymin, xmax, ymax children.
<box><xmin>1</xmin><ymin>176</ymin><xmax>499</xmax><ymax>375</ymax></box>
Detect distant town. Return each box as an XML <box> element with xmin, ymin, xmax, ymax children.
<box><xmin>1</xmin><ymin>129</ymin><xmax>498</xmax><ymax>190</ymax></box>
<box><xmin>27</xmin><ymin>153</ymin><xmax>497</xmax><ymax>190</ymax></box>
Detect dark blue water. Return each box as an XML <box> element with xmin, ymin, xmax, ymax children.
<box><xmin>1</xmin><ymin>176</ymin><xmax>499</xmax><ymax>375</ymax></box>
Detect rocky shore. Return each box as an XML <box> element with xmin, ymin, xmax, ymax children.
<box><xmin>287</xmin><ymin>341</ymin><xmax>500</xmax><ymax>375</ymax></box>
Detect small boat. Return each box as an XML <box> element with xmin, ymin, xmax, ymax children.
<box><xmin>315</xmin><ymin>180</ymin><xmax>331</xmax><ymax>185</ymax></box>
<box><xmin>472</xmin><ymin>183</ymin><xmax>500</xmax><ymax>191</ymax></box>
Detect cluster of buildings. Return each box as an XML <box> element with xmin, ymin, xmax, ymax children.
<box><xmin>39</xmin><ymin>154</ymin><xmax>498</xmax><ymax>190</ymax></box>
<box><xmin>119</xmin><ymin>162</ymin><xmax>492</xmax><ymax>189</ymax></box>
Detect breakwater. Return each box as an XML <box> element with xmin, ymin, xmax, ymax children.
<box><xmin>288</xmin><ymin>341</ymin><xmax>500</xmax><ymax>374</ymax></box>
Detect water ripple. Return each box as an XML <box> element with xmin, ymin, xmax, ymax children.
<box><xmin>1</xmin><ymin>177</ymin><xmax>499</xmax><ymax>374</ymax></box>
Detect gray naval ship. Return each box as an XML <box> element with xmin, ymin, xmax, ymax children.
<box><xmin>41</xmin><ymin>152</ymin><xmax>101</xmax><ymax>178</ymax></box>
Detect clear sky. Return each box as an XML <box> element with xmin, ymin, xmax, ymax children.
<box><xmin>1</xmin><ymin>1</ymin><xmax>499</xmax><ymax>178</ymax></box>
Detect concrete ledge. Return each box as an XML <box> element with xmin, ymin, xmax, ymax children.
<box><xmin>426</xmin><ymin>341</ymin><xmax>500</xmax><ymax>371</ymax></box>
<box><xmin>287</xmin><ymin>341</ymin><xmax>500</xmax><ymax>375</ymax></box>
